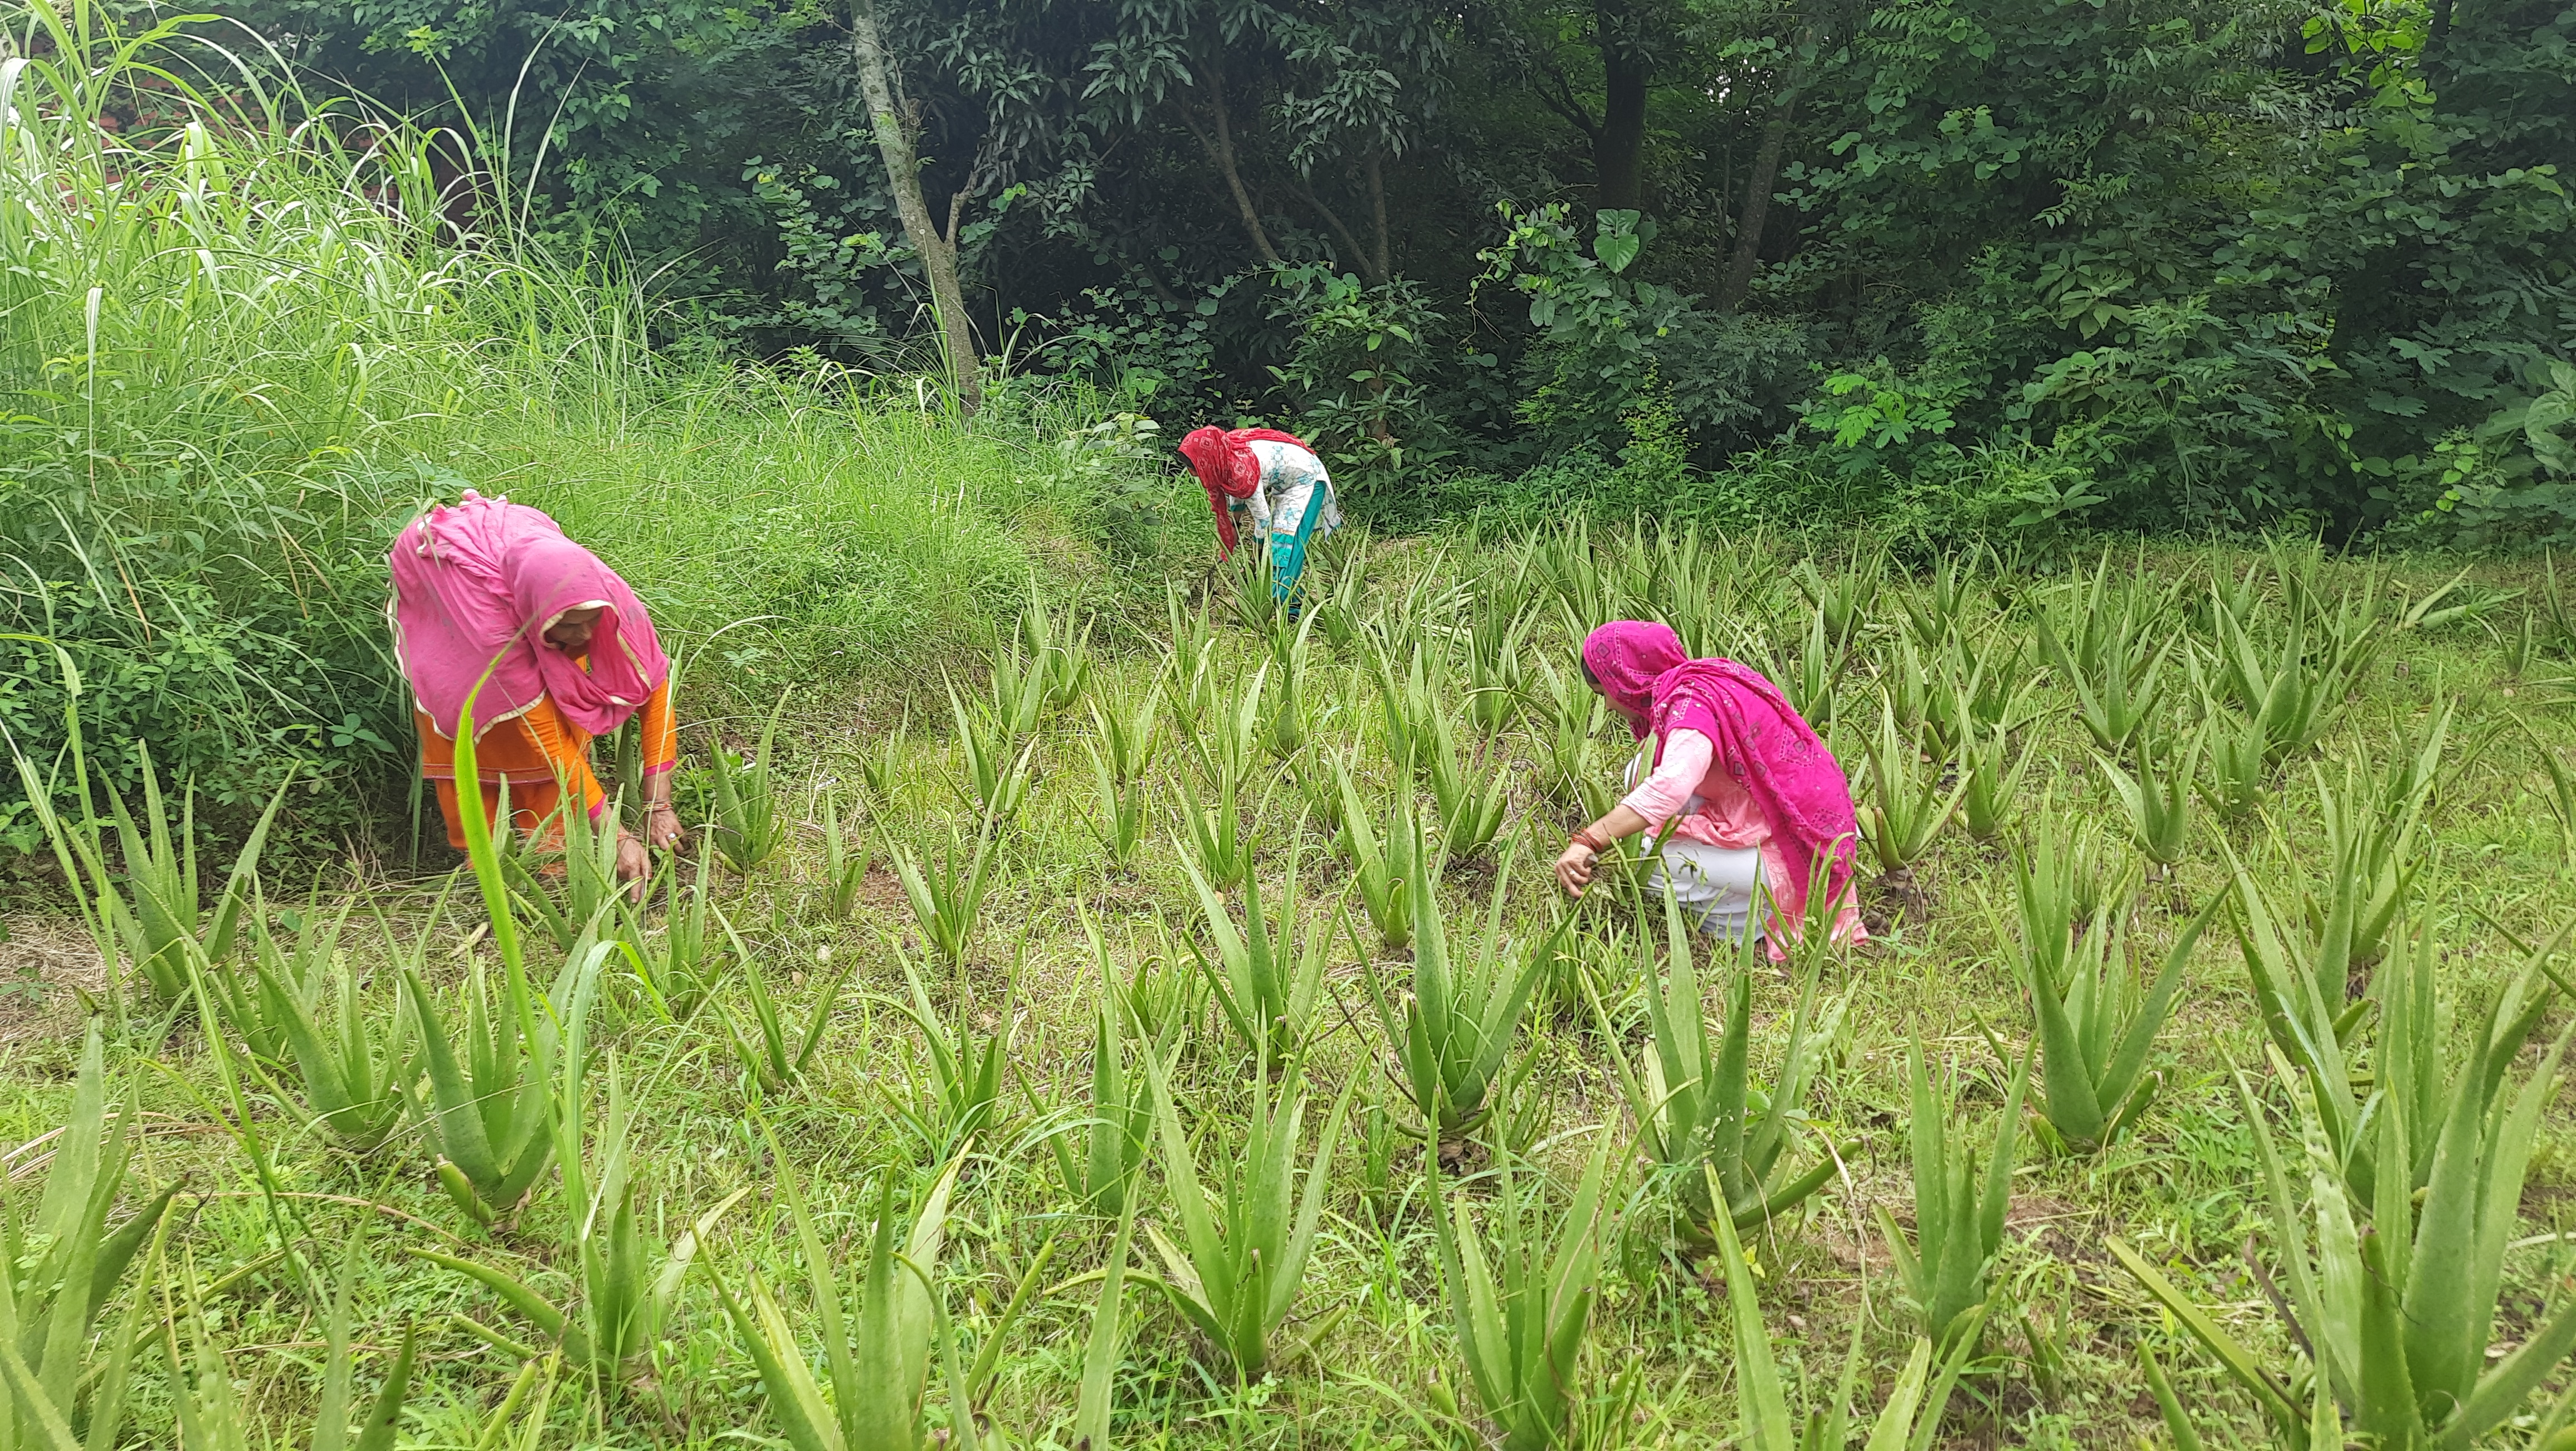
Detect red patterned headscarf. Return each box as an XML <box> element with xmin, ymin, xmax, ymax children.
<box><xmin>1580</xmin><ymin>621</ymin><xmax>1860</xmax><ymax>927</ymax></box>
<box><xmin>1178</xmin><ymin>425</ymin><xmax>1311</xmax><ymax>558</ymax></box>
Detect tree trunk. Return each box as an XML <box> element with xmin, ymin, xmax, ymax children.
<box><xmin>1182</xmin><ymin>59</ymin><xmax>1282</xmax><ymax>265</ymax></box>
<box><xmin>1367</xmin><ymin>152</ymin><xmax>1391</xmax><ymax>285</ymax></box>
<box><xmin>852</xmin><ymin>0</ymin><xmax>982</xmax><ymax>415</ymax></box>
<box><xmin>1716</xmin><ymin>92</ymin><xmax>1793</xmax><ymax>313</ymax></box>
<box><xmin>1594</xmin><ymin>2</ymin><xmax>1649</xmax><ymax>211</ymax></box>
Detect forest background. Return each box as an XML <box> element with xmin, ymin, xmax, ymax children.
<box><xmin>225</xmin><ymin>0</ymin><xmax>2576</xmax><ymax>539</ymax></box>
<box><xmin>2</xmin><ymin>0</ymin><xmax>2573</xmax><ymax>854</ymax></box>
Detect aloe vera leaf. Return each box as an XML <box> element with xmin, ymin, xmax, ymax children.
<box><xmin>1858</xmin><ymin>1340</ymin><xmax>1933</xmax><ymax>1451</ymax></box>
<box><xmin>1070</xmin><ymin>1202</ymin><xmax>1135</xmax><ymax>1450</ymax></box>
<box><xmin>2095</xmin><ymin>897</ymin><xmax>2218</xmax><ymax>1121</ymax></box>
<box><xmin>710</xmin><ymin>1273</ymin><xmax>842</xmax><ymax>1451</ymax></box>
<box><xmin>1713</xmin><ymin>1198</ymin><xmax>1792</xmax><ymax>1451</ymax></box>
<box><xmin>2106</xmin><ymin>1238</ymin><xmax>2302</xmax><ymax>1434</ymax></box>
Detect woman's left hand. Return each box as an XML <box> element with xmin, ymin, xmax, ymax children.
<box><xmin>644</xmin><ymin>805</ymin><xmax>684</xmax><ymax>851</ymax></box>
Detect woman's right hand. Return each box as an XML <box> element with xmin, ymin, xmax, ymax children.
<box><xmin>1555</xmin><ymin>840</ymin><xmax>1599</xmax><ymax>898</ymax></box>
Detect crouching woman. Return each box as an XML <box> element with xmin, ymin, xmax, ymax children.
<box><xmin>391</xmin><ymin>489</ymin><xmax>682</xmax><ymax>888</ymax></box>
<box><xmin>1554</xmin><ymin>621</ymin><xmax>1866</xmax><ymax>951</ymax></box>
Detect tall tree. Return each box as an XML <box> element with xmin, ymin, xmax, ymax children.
<box><xmin>853</xmin><ymin>0</ymin><xmax>985</xmax><ymax>413</ymax></box>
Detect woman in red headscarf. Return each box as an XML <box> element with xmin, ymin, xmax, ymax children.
<box><xmin>389</xmin><ymin>490</ymin><xmax>684</xmax><ymax>889</ymax></box>
<box><xmin>1177</xmin><ymin>425</ymin><xmax>1343</xmax><ymax>601</ymax></box>
<box><xmin>1557</xmin><ymin>621</ymin><xmax>1866</xmax><ymax>951</ymax></box>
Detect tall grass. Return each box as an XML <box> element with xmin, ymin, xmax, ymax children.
<box><xmin>0</xmin><ymin>2</ymin><xmax>1110</xmax><ymax>854</ymax></box>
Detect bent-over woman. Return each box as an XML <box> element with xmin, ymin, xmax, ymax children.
<box><xmin>1178</xmin><ymin>425</ymin><xmax>1343</xmax><ymax>602</ymax></box>
<box><xmin>391</xmin><ymin>490</ymin><xmax>682</xmax><ymax>887</ymax></box>
<box><xmin>1555</xmin><ymin>621</ymin><xmax>1866</xmax><ymax>951</ymax></box>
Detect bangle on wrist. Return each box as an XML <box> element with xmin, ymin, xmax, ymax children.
<box><xmin>1571</xmin><ymin>827</ymin><xmax>1611</xmax><ymax>854</ymax></box>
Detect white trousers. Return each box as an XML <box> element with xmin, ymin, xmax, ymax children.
<box><xmin>1648</xmin><ymin>838</ymin><xmax>1765</xmax><ymax>943</ymax></box>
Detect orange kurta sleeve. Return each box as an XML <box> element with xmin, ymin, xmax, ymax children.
<box><xmin>638</xmin><ymin>677</ymin><xmax>677</xmax><ymax>778</ymax></box>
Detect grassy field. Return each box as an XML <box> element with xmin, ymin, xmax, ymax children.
<box><xmin>8</xmin><ymin>523</ymin><xmax>2576</xmax><ymax>1450</ymax></box>
<box><xmin>13</xmin><ymin>9</ymin><xmax>2576</xmax><ymax>1449</ymax></box>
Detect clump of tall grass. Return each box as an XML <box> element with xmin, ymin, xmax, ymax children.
<box><xmin>0</xmin><ymin>2</ymin><xmax>1095</xmax><ymax>855</ymax></box>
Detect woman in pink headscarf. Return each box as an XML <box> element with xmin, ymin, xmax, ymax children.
<box><xmin>390</xmin><ymin>490</ymin><xmax>682</xmax><ymax>888</ymax></box>
<box><xmin>1557</xmin><ymin>621</ymin><xmax>1865</xmax><ymax>950</ymax></box>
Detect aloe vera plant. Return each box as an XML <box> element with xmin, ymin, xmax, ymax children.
<box><xmin>714</xmin><ymin>929</ymin><xmax>845</xmax><ymax>1095</ymax></box>
<box><xmin>1529</xmin><ymin>653</ymin><xmax>1616</xmax><ymax>818</ymax></box>
<box><xmin>199</xmin><ymin>885</ymin><xmax>351</xmax><ymax>1070</ymax></box>
<box><xmin>1178</xmin><ymin>765</ymin><xmax>1263</xmax><ymax>892</ymax></box>
<box><xmin>1426</xmin><ymin>1128</ymin><xmax>1621</xmax><ymax>1451</ymax></box>
<box><xmin>1859</xmin><ymin>699</ymin><xmax>1969</xmax><ymax>877</ymax></box>
<box><xmin>1138</xmin><ymin>1048</ymin><xmax>1355</xmax><ymax>1383</ymax></box>
<box><xmin>2197</xmin><ymin>699</ymin><xmax>2270</xmax><ymax>823</ymax></box>
<box><xmin>891</xmin><ymin>822</ymin><xmax>998</xmax><ymax>970</ymax></box>
<box><xmin>2095</xmin><ymin>726</ymin><xmax>2201</xmax><ymax>870</ymax></box>
<box><xmin>1960</xmin><ymin>719</ymin><xmax>2035</xmax><ymax>844</ymax></box>
<box><xmin>1461</xmin><ymin>601</ymin><xmax>1530</xmax><ymax>738</ymax></box>
<box><xmin>503</xmin><ymin>778</ymin><xmax>630</xmax><ymax>950</ymax></box>
<box><xmin>103</xmin><ymin>741</ymin><xmax>292</xmax><ymax>999</ymax></box>
<box><xmin>2199</xmin><ymin>596</ymin><xmax>2367</xmax><ymax>768</ymax></box>
<box><xmin>1363</xmin><ymin>850</ymin><xmax>1550</xmax><ymax>1145</ymax></box>
<box><xmin>2037</xmin><ymin>558</ymin><xmax>2175</xmax><ymax>756</ymax></box>
<box><xmin>1018</xmin><ymin>574</ymin><xmax>1092</xmax><ymax>714</ymax></box>
<box><xmin>1715</xmin><ymin>1199</ymin><xmax>1983</xmax><ymax>1451</ymax></box>
<box><xmin>1085</xmin><ymin>683</ymin><xmax>1164</xmax><ymax>867</ymax></box>
<box><xmin>254</xmin><ymin>895</ymin><xmax>423</xmax><ymax>1153</ymax></box>
<box><xmin>414</xmin><ymin>694</ymin><xmax>603</xmax><ymax>1226</ymax></box>
<box><xmin>891</xmin><ymin>952</ymin><xmax>1014</xmax><ymax>1158</ymax></box>
<box><xmin>711</xmin><ymin>687</ymin><xmax>794</xmax><ymax>871</ymax></box>
<box><xmin>1427</xmin><ymin>707</ymin><xmax>1511</xmax><ymax>859</ymax></box>
<box><xmin>1899</xmin><ymin>551</ymin><xmax>1979</xmax><ymax>653</ymax></box>
<box><xmin>1180</xmin><ymin>831</ymin><xmax>1327</xmax><ymax>1067</ymax></box>
<box><xmin>0</xmin><ymin>1022</ymin><xmax>178</xmax><ymax>1448</ymax></box>
<box><xmin>2011</xmin><ymin>834</ymin><xmax>2216</xmax><ymax>1151</ymax></box>
<box><xmin>817</xmin><ymin>793</ymin><xmax>870</xmax><ymax>919</ymax></box>
<box><xmin>1262</xmin><ymin>615</ymin><xmax>1318</xmax><ymax>759</ymax></box>
<box><xmin>1372</xmin><ymin>642</ymin><xmax>1439</xmax><ymax>783</ymax></box>
<box><xmin>2223</xmin><ymin>844</ymin><xmax>2375</xmax><ymax>1181</ymax></box>
<box><xmin>416</xmin><ymin>1052</ymin><xmax>748</xmax><ymax>1376</ymax></box>
<box><xmin>2112</xmin><ymin>934</ymin><xmax>2576</xmax><ymax>1451</ymax></box>
<box><xmin>948</xmin><ymin>681</ymin><xmax>1036</xmax><ymax>821</ymax></box>
<box><xmin>626</xmin><ymin>849</ymin><xmax>724</xmax><ymax>1022</ymax></box>
<box><xmin>1336</xmin><ymin>755</ymin><xmax>1425</xmax><ymax>950</ymax></box>
<box><xmin>405</xmin><ymin>948</ymin><xmax>597</xmax><ymax>1226</ymax></box>
<box><xmin>1041</xmin><ymin>920</ymin><xmax>1161</xmax><ymax>1216</ymax></box>
<box><xmin>1779</xmin><ymin>602</ymin><xmax>1848</xmax><ymax>736</ymax></box>
<box><xmin>713</xmin><ymin>1149</ymin><xmax>967</xmax><ymax>1451</ymax></box>
<box><xmin>1792</xmin><ymin>542</ymin><xmax>1884</xmax><ymax>651</ymax></box>
<box><xmin>1877</xmin><ymin>1038</ymin><xmax>2026</xmax><ymax>1353</ymax></box>
<box><xmin>1587</xmin><ymin>882</ymin><xmax>1851</xmax><ymax>1241</ymax></box>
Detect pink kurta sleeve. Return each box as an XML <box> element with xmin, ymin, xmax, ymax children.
<box><xmin>1621</xmin><ymin>729</ymin><xmax>1715</xmax><ymax>825</ymax></box>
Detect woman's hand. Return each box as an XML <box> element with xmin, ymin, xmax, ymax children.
<box><xmin>614</xmin><ymin>830</ymin><xmax>650</xmax><ymax>898</ymax></box>
<box><xmin>1555</xmin><ymin>839</ymin><xmax>1600</xmax><ymax>898</ymax></box>
<box><xmin>643</xmin><ymin>804</ymin><xmax>684</xmax><ymax>851</ymax></box>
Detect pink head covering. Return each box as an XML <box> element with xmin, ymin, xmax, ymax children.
<box><xmin>389</xmin><ymin>491</ymin><xmax>669</xmax><ymax>740</ymax></box>
<box><xmin>1580</xmin><ymin>621</ymin><xmax>1860</xmax><ymax>927</ymax></box>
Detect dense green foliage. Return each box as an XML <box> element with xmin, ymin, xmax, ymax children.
<box><xmin>0</xmin><ymin>7</ymin><xmax>1132</xmax><ymax>848</ymax></box>
<box><xmin>190</xmin><ymin>0</ymin><xmax>2576</xmax><ymax>536</ymax></box>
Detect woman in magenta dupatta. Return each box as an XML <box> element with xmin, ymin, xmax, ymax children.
<box><xmin>390</xmin><ymin>490</ymin><xmax>684</xmax><ymax>890</ymax></box>
<box><xmin>1556</xmin><ymin>621</ymin><xmax>1866</xmax><ymax>950</ymax></box>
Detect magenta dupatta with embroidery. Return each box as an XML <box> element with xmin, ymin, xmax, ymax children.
<box><xmin>1580</xmin><ymin>621</ymin><xmax>1860</xmax><ymax>926</ymax></box>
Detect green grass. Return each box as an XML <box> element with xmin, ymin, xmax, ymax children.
<box><xmin>12</xmin><ymin>527</ymin><xmax>2576</xmax><ymax>1450</ymax></box>
<box><xmin>13</xmin><ymin>9</ymin><xmax>2576</xmax><ymax>1449</ymax></box>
